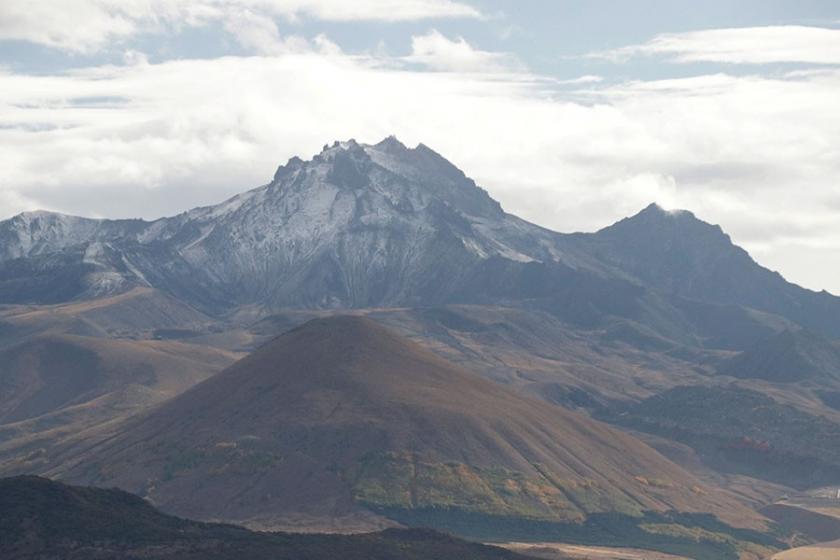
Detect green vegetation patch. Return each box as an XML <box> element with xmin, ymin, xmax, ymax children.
<box><xmin>158</xmin><ymin>439</ymin><xmax>282</xmax><ymax>481</ymax></box>
<box><xmin>533</xmin><ymin>462</ymin><xmax>644</xmax><ymax>517</ymax></box>
<box><xmin>350</xmin><ymin>451</ymin><xmax>642</xmax><ymax>522</ymax></box>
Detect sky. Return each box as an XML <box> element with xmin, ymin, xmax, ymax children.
<box><xmin>1</xmin><ymin>1</ymin><xmax>839</xmax><ymax>294</ymax></box>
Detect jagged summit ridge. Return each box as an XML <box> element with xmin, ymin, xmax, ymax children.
<box><xmin>269</xmin><ymin>136</ymin><xmax>504</xmax><ymax>219</ymax></box>
<box><xmin>0</xmin><ymin>137</ymin><xmax>563</xmax><ymax>309</ymax></box>
<box><xmin>1</xmin><ymin>137</ymin><xmax>840</xmax><ymax>337</ymax></box>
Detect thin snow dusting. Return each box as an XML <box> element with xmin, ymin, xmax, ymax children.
<box><xmin>0</xmin><ymin>137</ymin><xmax>586</xmax><ymax>308</ymax></box>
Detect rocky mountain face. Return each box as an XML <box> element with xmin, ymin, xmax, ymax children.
<box><xmin>4</xmin><ymin>136</ymin><xmax>837</xmax><ymax>343</ymax></box>
<box><xmin>0</xmin><ymin>138</ymin><xmax>579</xmax><ymax>311</ymax></box>
<box><xmin>587</xmin><ymin>204</ymin><xmax>840</xmax><ymax>336</ymax></box>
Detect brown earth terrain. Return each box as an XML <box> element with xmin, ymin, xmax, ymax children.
<box><xmin>35</xmin><ymin>316</ymin><xmax>763</xmax><ymax>534</ymax></box>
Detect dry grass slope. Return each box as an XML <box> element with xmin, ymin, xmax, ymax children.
<box><xmin>46</xmin><ymin>316</ymin><xmax>763</xmax><ymax>535</ymax></box>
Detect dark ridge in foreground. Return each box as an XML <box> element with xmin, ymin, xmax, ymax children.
<box><xmin>0</xmin><ymin>475</ymin><xmax>526</xmax><ymax>560</ymax></box>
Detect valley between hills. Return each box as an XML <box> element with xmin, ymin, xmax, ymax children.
<box><xmin>2</xmin><ymin>138</ymin><xmax>840</xmax><ymax>559</ymax></box>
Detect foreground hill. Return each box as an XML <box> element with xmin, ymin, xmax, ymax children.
<box><xmin>44</xmin><ymin>317</ymin><xmax>762</xmax><ymax>540</ymax></box>
<box><xmin>0</xmin><ymin>475</ymin><xmax>525</xmax><ymax>560</ymax></box>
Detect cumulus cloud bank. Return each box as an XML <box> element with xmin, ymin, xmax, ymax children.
<box><xmin>0</xmin><ymin>0</ymin><xmax>481</xmax><ymax>52</ymax></box>
<box><xmin>594</xmin><ymin>25</ymin><xmax>840</xmax><ymax>65</ymax></box>
<box><xmin>406</xmin><ymin>30</ymin><xmax>522</xmax><ymax>72</ymax></box>
<box><xmin>1</xmin><ymin>15</ymin><xmax>839</xmax><ymax>293</ymax></box>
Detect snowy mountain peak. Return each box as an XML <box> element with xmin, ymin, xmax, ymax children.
<box><xmin>2</xmin><ymin>137</ymin><xmax>840</xmax><ymax>339</ymax></box>
<box><xmin>273</xmin><ymin>155</ymin><xmax>305</xmax><ymax>181</ymax></box>
<box><xmin>318</xmin><ymin>138</ymin><xmax>363</xmax><ymax>156</ymax></box>
<box><xmin>1</xmin><ymin>211</ymin><xmax>98</xmax><ymax>263</ymax></box>
<box><xmin>10</xmin><ymin>210</ymin><xmax>85</xmax><ymax>227</ymax></box>
<box><xmin>13</xmin><ymin>210</ymin><xmax>60</xmax><ymax>220</ymax></box>
<box><xmin>0</xmin><ymin>137</ymin><xmax>568</xmax><ymax>308</ymax></box>
<box><xmin>374</xmin><ymin>135</ymin><xmax>409</xmax><ymax>153</ymax></box>
<box><xmin>264</xmin><ymin>138</ymin><xmax>504</xmax><ymax>220</ymax></box>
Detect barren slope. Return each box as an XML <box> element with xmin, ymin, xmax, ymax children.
<box><xmin>48</xmin><ymin>316</ymin><xmax>761</xmax><ymax>533</ymax></box>
<box><xmin>0</xmin><ymin>334</ymin><xmax>238</xmax><ymax>475</ymax></box>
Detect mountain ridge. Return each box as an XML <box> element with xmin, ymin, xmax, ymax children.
<box><xmin>2</xmin><ymin>136</ymin><xmax>839</xmax><ymax>340</ymax></box>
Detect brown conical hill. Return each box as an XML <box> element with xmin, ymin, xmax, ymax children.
<box><xmin>51</xmin><ymin>316</ymin><xmax>759</xmax><ymax>532</ymax></box>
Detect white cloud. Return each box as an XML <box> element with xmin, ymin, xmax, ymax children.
<box><xmin>1</xmin><ymin>47</ymin><xmax>840</xmax><ymax>293</ymax></box>
<box><xmin>223</xmin><ymin>9</ymin><xmax>309</xmax><ymax>54</ymax></box>
<box><xmin>276</xmin><ymin>0</ymin><xmax>481</xmax><ymax>22</ymax></box>
<box><xmin>312</xmin><ymin>33</ymin><xmax>342</xmax><ymax>56</ymax></box>
<box><xmin>0</xmin><ymin>0</ymin><xmax>138</xmax><ymax>53</ymax></box>
<box><xmin>407</xmin><ymin>29</ymin><xmax>522</xmax><ymax>72</ymax></box>
<box><xmin>0</xmin><ymin>188</ymin><xmax>40</xmax><ymax>215</ymax></box>
<box><xmin>0</xmin><ymin>0</ymin><xmax>481</xmax><ymax>53</ymax></box>
<box><xmin>557</xmin><ymin>74</ymin><xmax>603</xmax><ymax>84</ymax></box>
<box><xmin>594</xmin><ymin>25</ymin><xmax>840</xmax><ymax>65</ymax></box>
<box><xmin>122</xmin><ymin>50</ymin><xmax>150</xmax><ymax>66</ymax></box>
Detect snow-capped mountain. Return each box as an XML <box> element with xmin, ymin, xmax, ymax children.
<box><xmin>0</xmin><ymin>138</ymin><xmax>592</xmax><ymax>311</ymax></box>
<box><xmin>2</xmin><ymin>136</ymin><xmax>840</xmax><ymax>339</ymax></box>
